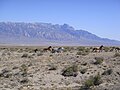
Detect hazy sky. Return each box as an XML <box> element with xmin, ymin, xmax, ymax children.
<box><xmin>0</xmin><ymin>0</ymin><xmax>120</xmax><ymax>40</ymax></box>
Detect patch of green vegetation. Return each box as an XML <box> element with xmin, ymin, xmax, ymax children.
<box><xmin>64</xmin><ymin>47</ymin><xmax>74</xmax><ymax>52</ymax></box>
<box><xmin>20</xmin><ymin>64</ymin><xmax>28</xmax><ymax>77</ymax></box>
<box><xmin>93</xmin><ymin>73</ymin><xmax>102</xmax><ymax>85</ymax></box>
<box><xmin>94</xmin><ymin>57</ymin><xmax>104</xmax><ymax>65</ymax></box>
<box><xmin>62</xmin><ymin>64</ymin><xmax>78</xmax><ymax>77</ymax></box>
<box><xmin>104</xmin><ymin>47</ymin><xmax>110</xmax><ymax>52</ymax></box>
<box><xmin>76</xmin><ymin>47</ymin><xmax>90</xmax><ymax>56</ymax></box>
<box><xmin>77</xmin><ymin>46</ymin><xmax>85</xmax><ymax>51</ymax></box>
<box><xmin>76</xmin><ymin>51</ymin><xmax>82</xmax><ymax>55</ymax></box>
<box><xmin>76</xmin><ymin>51</ymin><xmax>89</xmax><ymax>56</ymax></box>
<box><xmin>80</xmin><ymin>73</ymin><xmax>102</xmax><ymax>90</ymax></box>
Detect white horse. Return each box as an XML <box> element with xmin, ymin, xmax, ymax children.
<box><xmin>51</xmin><ymin>47</ymin><xmax>64</xmax><ymax>53</ymax></box>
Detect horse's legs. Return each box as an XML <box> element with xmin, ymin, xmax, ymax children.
<box><xmin>115</xmin><ymin>49</ymin><xmax>118</xmax><ymax>52</ymax></box>
<box><xmin>118</xmin><ymin>48</ymin><xmax>120</xmax><ymax>52</ymax></box>
<box><xmin>99</xmin><ymin>49</ymin><xmax>102</xmax><ymax>52</ymax></box>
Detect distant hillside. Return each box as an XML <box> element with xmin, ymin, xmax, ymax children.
<box><xmin>0</xmin><ymin>22</ymin><xmax>120</xmax><ymax>46</ymax></box>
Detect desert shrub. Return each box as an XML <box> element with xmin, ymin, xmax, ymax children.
<box><xmin>62</xmin><ymin>65</ymin><xmax>78</xmax><ymax>77</ymax></box>
<box><xmin>77</xmin><ymin>46</ymin><xmax>85</xmax><ymax>51</ymax></box>
<box><xmin>114</xmin><ymin>53</ymin><xmax>120</xmax><ymax>57</ymax></box>
<box><xmin>80</xmin><ymin>68</ymin><xmax>87</xmax><ymax>74</ymax></box>
<box><xmin>93</xmin><ymin>73</ymin><xmax>102</xmax><ymax>85</ymax></box>
<box><xmin>64</xmin><ymin>47</ymin><xmax>71</xmax><ymax>51</ymax></box>
<box><xmin>102</xmin><ymin>69</ymin><xmax>113</xmax><ymax>75</ymax></box>
<box><xmin>21</xmin><ymin>53</ymin><xmax>28</xmax><ymax>58</ymax></box>
<box><xmin>104</xmin><ymin>47</ymin><xmax>110</xmax><ymax>52</ymax></box>
<box><xmin>9</xmin><ymin>48</ymin><xmax>17</xmax><ymax>51</ymax></box>
<box><xmin>76</xmin><ymin>47</ymin><xmax>90</xmax><ymax>56</ymax></box>
<box><xmin>84</xmin><ymin>78</ymin><xmax>94</xmax><ymax>89</ymax></box>
<box><xmin>80</xmin><ymin>78</ymin><xmax>94</xmax><ymax>90</ymax></box>
<box><xmin>20</xmin><ymin>64</ymin><xmax>28</xmax><ymax>72</ymax></box>
<box><xmin>83</xmin><ymin>51</ymin><xmax>89</xmax><ymax>55</ymax></box>
<box><xmin>49</xmin><ymin>54</ymin><xmax>53</xmax><ymax>57</ymax></box>
<box><xmin>94</xmin><ymin>57</ymin><xmax>104</xmax><ymax>65</ymax></box>
<box><xmin>85</xmin><ymin>48</ymin><xmax>90</xmax><ymax>53</ymax></box>
<box><xmin>90</xmin><ymin>47</ymin><xmax>93</xmax><ymax>49</ymax></box>
<box><xmin>17</xmin><ymin>49</ymin><xmax>23</xmax><ymax>53</ymax></box>
<box><xmin>64</xmin><ymin>47</ymin><xmax>74</xmax><ymax>52</ymax></box>
<box><xmin>81</xmin><ymin>73</ymin><xmax>102</xmax><ymax>90</ymax></box>
<box><xmin>23</xmin><ymin>48</ymin><xmax>30</xmax><ymax>52</ymax></box>
<box><xmin>20</xmin><ymin>64</ymin><xmax>28</xmax><ymax>77</ymax></box>
<box><xmin>76</xmin><ymin>51</ymin><xmax>82</xmax><ymax>55</ymax></box>
<box><xmin>76</xmin><ymin>51</ymin><xmax>89</xmax><ymax>56</ymax></box>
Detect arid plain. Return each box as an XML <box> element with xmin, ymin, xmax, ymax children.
<box><xmin>0</xmin><ymin>46</ymin><xmax>120</xmax><ymax>90</ymax></box>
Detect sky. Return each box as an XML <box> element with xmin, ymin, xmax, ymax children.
<box><xmin>0</xmin><ymin>0</ymin><xmax>120</xmax><ymax>41</ymax></box>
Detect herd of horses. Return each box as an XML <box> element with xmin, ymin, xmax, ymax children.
<box><xmin>43</xmin><ymin>46</ymin><xmax>64</xmax><ymax>53</ymax></box>
<box><xmin>42</xmin><ymin>45</ymin><xmax>120</xmax><ymax>53</ymax></box>
<box><xmin>91</xmin><ymin>45</ymin><xmax>120</xmax><ymax>52</ymax></box>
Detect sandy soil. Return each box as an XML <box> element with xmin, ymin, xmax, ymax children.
<box><xmin>0</xmin><ymin>46</ymin><xmax>120</xmax><ymax>90</ymax></box>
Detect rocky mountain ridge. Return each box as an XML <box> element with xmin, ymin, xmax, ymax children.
<box><xmin>0</xmin><ymin>22</ymin><xmax>120</xmax><ymax>46</ymax></box>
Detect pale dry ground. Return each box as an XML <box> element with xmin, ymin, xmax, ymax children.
<box><xmin>0</xmin><ymin>46</ymin><xmax>120</xmax><ymax>90</ymax></box>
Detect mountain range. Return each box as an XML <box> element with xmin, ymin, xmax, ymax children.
<box><xmin>0</xmin><ymin>22</ymin><xmax>120</xmax><ymax>46</ymax></box>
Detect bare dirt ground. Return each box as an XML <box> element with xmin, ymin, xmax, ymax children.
<box><xmin>0</xmin><ymin>46</ymin><xmax>120</xmax><ymax>90</ymax></box>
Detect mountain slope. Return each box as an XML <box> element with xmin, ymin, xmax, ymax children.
<box><xmin>0</xmin><ymin>22</ymin><xmax>120</xmax><ymax>46</ymax></box>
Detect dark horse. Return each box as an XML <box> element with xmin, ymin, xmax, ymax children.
<box><xmin>43</xmin><ymin>46</ymin><xmax>52</xmax><ymax>52</ymax></box>
<box><xmin>92</xmin><ymin>45</ymin><xmax>104</xmax><ymax>52</ymax></box>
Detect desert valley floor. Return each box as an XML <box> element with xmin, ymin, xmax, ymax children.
<box><xmin>0</xmin><ymin>46</ymin><xmax>120</xmax><ymax>90</ymax></box>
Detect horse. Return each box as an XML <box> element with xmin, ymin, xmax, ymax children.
<box><xmin>115</xmin><ymin>47</ymin><xmax>120</xmax><ymax>52</ymax></box>
<box><xmin>43</xmin><ymin>46</ymin><xmax>52</xmax><ymax>52</ymax></box>
<box><xmin>34</xmin><ymin>49</ymin><xmax>38</xmax><ymax>53</ymax></box>
<box><xmin>51</xmin><ymin>47</ymin><xmax>64</xmax><ymax>53</ymax></box>
<box><xmin>110</xmin><ymin>47</ymin><xmax>120</xmax><ymax>52</ymax></box>
<box><xmin>92</xmin><ymin>45</ymin><xmax>104</xmax><ymax>52</ymax></box>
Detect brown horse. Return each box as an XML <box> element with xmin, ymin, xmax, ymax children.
<box><xmin>92</xmin><ymin>45</ymin><xmax>104</xmax><ymax>52</ymax></box>
<box><xmin>43</xmin><ymin>46</ymin><xmax>52</xmax><ymax>52</ymax></box>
